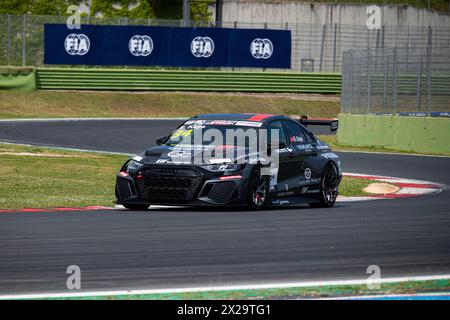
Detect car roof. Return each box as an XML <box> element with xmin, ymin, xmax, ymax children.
<box><xmin>190</xmin><ymin>113</ymin><xmax>291</xmax><ymax>123</ymax></box>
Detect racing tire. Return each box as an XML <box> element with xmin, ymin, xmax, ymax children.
<box><xmin>309</xmin><ymin>163</ymin><xmax>339</xmax><ymax>208</ymax></box>
<box><xmin>247</xmin><ymin>166</ymin><xmax>270</xmax><ymax>210</ymax></box>
<box><xmin>122</xmin><ymin>204</ymin><xmax>150</xmax><ymax>211</ymax></box>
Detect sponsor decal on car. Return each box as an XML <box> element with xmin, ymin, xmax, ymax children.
<box><xmin>234</xmin><ymin>121</ymin><xmax>263</xmax><ymax>128</ymax></box>
<box><xmin>184</xmin><ymin>120</ymin><xmax>263</xmax><ymax>127</ymax></box>
<box><xmin>304</xmin><ymin>168</ymin><xmax>312</xmax><ymax>179</ymax></box>
<box><xmin>271</xmin><ymin>199</ymin><xmax>290</xmax><ymax>205</ymax></box>
<box><xmin>295</xmin><ymin>144</ymin><xmax>314</xmax><ymax>150</ymax></box>
<box><xmin>298</xmin><ymin>178</ymin><xmax>320</xmax><ymax>187</ymax></box>
<box><xmin>321</xmin><ymin>152</ymin><xmax>339</xmax><ymax>159</ymax></box>
<box><xmin>209</xmin><ymin>158</ymin><xmax>233</xmax><ymax>164</ymax></box>
<box><xmin>168</xmin><ymin>150</ymin><xmax>191</xmax><ymax>158</ymax></box>
<box><xmin>289</xmin><ymin>136</ymin><xmax>304</xmax><ymax>143</ymax></box>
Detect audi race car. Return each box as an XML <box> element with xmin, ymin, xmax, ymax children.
<box><xmin>115</xmin><ymin>113</ymin><xmax>342</xmax><ymax>210</ymax></box>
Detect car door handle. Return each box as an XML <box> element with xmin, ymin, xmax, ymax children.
<box><xmin>288</xmin><ymin>152</ymin><xmax>295</xmax><ymax>158</ymax></box>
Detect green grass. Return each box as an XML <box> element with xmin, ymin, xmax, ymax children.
<box><xmin>0</xmin><ymin>143</ymin><xmax>373</xmax><ymax>210</ymax></box>
<box><xmin>0</xmin><ymin>144</ymin><xmax>128</xmax><ymax>209</ymax></box>
<box><xmin>40</xmin><ymin>279</ymin><xmax>450</xmax><ymax>300</ymax></box>
<box><xmin>319</xmin><ymin>135</ymin><xmax>450</xmax><ymax>156</ymax></box>
<box><xmin>340</xmin><ymin>176</ymin><xmax>372</xmax><ymax>197</ymax></box>
<box><xmin>0</xmin><ymin>90</ymin><xmax>340</xmax><ymax>119</ymax></box>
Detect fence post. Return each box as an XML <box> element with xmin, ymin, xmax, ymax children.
<box><xmin>183</xmin><ymin>0</ymin><xmax>191</xmax><ymax>27</ymax></box>
<box><xmin>427</xmin><ymin>25</ymin><xmax>433</xmax><ymax>50</ymax></box>
<box><xmin>416</xmin><ymin>57</ymin><xmax>422</xmax><ymax>111</ymax></box>
<box><xmin>426</xmin><ymin>26</ymin><xmax>432</xmax><ymax>115</ymax></box>
<box><xmin>22</xmin><ymin>15</ymin><xmax>26</xmax><ymax>66</ymax></box>
<box><xmin>333</xmin><ymin>23</ymin><xmax>337</xmax><ymax>72</ymax></box>
<box><xmin>383</xmin><ymin>51</ymin><xmax>388</xmax><ymax>113</ymax></box>
<box><xmin>392</xmin><ymin>47</ymin><xmax>398</xmax><ymax>115</ymax></box>
<box><xmin>319</xmin><ymin>24</ymin><xmax>326</xmax><ymax>73</ymax></box>
<box><xmin>367</xmin><ymin>48</ymin><xmax>371</xmax><ymax>114</ymax></box>
<box><xmin>348</xmin><ymin>51</ymin><xmax>353</xmax><ymax>114</ymax></box>
<box><xmin>232</xmin><ymin>21</ymin><xmax>237</xmax><ymax>71</ymax></box>
<box><xmin>426</xmin><ymin>47</ymin><xmax>432</xmax><ymax>116</ymax></box>
<box><xmin>263</xmin><ymin>22</ymin><xmax>267</xmax><ymax>72</ymax></box>
<box><xmin>285</xmin><ymin>22</ymin><xmax>289</xmax><ymax>72</ymax></box>
<box><xmin>7</xmin><ymin>14</ymin><xmax>11</xmax><ymax>65</ymax></box>
<box><xmin>376</xmin><ymin>28</ymin><xmax>380</xmax><ymax>48</ymax></box>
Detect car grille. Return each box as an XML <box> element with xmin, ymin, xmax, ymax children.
<box><xmin>139</xmin><ymin>167</ymin><xmax>203</xmax><ymax>201</ymax></box>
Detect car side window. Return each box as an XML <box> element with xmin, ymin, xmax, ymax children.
<box><xmin>283</xmin><ymin>120</ymin><xmax>309</xmax><ymax>144</ymax></box>
<box><xmin>299</xmin><ymin>126</ymin><xmax>315</xmax><ymax>143</ymax></box>
<box><xmin>266</xmin><ymin>120</ymin><xmax>287</xmax><ymax>148</ymax></box>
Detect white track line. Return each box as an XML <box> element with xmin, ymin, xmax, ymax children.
<box><xmin>0</xmin><ymin>141</ymin><xmax>131</xmax><ymax>156</ymax></box>
<box><xmin>335</xmin><ymin>149</ymin><xmax>450</xmax><ymax>158</ymax></box>
<box><xmin>0</xmin><ymin>274</ymin><xmax>449</xmax><ymax>300</ymax></box>
<box><xmin>322</xmin><ymin>292</ymin><xmax>450</xmax><ymax>300</ymax></box>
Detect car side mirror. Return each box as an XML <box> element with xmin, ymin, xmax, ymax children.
<box><xmin>156</xmin><ymin>136</ymin><xmax>168</xmax><ymax>145</ymax></box>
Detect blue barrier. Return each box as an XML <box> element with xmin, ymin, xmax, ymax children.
<box><xmin>44</xmin><ymin>24</ymin><xmax>291</xmax><ymax>68</ymax></box>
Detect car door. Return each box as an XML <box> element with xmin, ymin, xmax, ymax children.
<box><xmin>282</xmin><ymin>120</ymin><xmax>318</xmax><ymax>194</ymax></box>
<box><xmin>265</xmin><ymin>120</ymin><xmax>291</xmax><ymax>195</ymax></box>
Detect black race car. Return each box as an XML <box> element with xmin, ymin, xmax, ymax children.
<box><xmin>115</xmin><ymin>113</ymin><xmax>342</xmax><ymax>210</ymax></box>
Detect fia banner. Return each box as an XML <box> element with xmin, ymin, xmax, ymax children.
<box><xmin>44</xmin><ymin>24</ymin><xmax>291</xmax><ymax>68</ymax></box>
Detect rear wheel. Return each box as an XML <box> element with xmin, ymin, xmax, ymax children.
<box><xmin>309</xmin><ymin>163</ymin><xmax>339</xmax><ymax>208</ymax></box>
<box><xmin>122</xmin><ymin>204</ymin><xmax>150</xmax><ymax>211</ymax></box>
<box><xmin>247</xmin><ymin>167</ymin><xmax>269</xmax><ymax>210</ymax></box>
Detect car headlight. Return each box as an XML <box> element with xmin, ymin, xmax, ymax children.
<box><xmin>126</xmin><ymin>160</ymin><xmax>143</xmax><ymax>173</ymax></box>
<box><xmin>202</xmin><ymin>164</ymin><xmax>240</xmax><ymax>173</ymax></box>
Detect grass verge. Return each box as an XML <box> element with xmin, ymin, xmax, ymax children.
<box><xmin>319</xmin><ymin>135</ymin><xmax>450</xmax><ymax>157</ymax></box>
<box><xmin>0</xmin><ymin>143</ymin><xmax>373</xmax><ymax>210</ymax></box>
<box><xmin>0</xmin><ymin>90</ymin><xmax>339</xmax><ymax>119</ymax></box>
<box><xmin>42</xmin><ymin>279</ymin><xmax>450</xmax><ymax>300</ymax></box>
<box><xmin>0</xmin><ymin>144</ymin><xmax>128</xmax><ymax>209</ymax></box>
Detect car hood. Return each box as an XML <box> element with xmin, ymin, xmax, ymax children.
<box><xmin>138</xmin><ymin>144</ymin><xmax>261</xmax><ymax>165</ymax></box>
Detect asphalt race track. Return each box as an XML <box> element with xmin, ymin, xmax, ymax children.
<box><xmin>0</xmin><ymin>119</ymin><xmax>449</xmax><ymax>295</ymax></box>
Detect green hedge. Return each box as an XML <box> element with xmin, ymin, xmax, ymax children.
<box><xmin>0</xmin><ymin>66</ymin><xmax>36</xmax><ymax>90</ymax></box>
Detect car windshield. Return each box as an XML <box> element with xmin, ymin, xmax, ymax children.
<box><xmin>164</xmin><ymin>119</ymin><xmax>266</xmax><ymax>148</ymax></box>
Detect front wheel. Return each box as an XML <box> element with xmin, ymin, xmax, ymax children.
<box><xmin>247</xmin><ymin>167</ymin><xmax>269</xmax><ymax>210</ymax></box>
<box><xmin>309</xmin><ymin>163</ymin><xmax>339</xmax><ymax>208</ymax></box>
<box><xmin>122</xmin><ymin>203</ymin><xmax>150</xmax><ymax>211</ymax></box>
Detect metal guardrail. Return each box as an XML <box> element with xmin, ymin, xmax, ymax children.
<box><xmin>341</xmin><ymin>46</ymin><xmax>450</xmax><ymax>116</ymax></box>
<box><xmin>36</xmin><ymin>68</ymin><xmax>341</xmax><ymax>93</ymax></box>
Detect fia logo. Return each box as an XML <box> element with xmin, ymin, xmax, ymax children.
<box><xmin>64</xmin><ymin>34</ymin><xmax>90</xmax><ymax>55</ymax></box>
<box><xmin>250</xmin><ymin>38</ymin><xmax>273</xmax><ymax>59</ymax></box>
<box><xmin>129</xmin><ymin>35</ymin><xmax>153</xmax><ymax>57</ymax></box>
<box><xmin>191</xmin><ymin>36</ymin><xmax>214</xmax><ymax>58</ymax></box>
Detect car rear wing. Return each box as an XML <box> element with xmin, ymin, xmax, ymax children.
<box><xmin>297</xmin><ymin>115</ymin><xmax>339</xmax><ymax>132</ymax></box>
